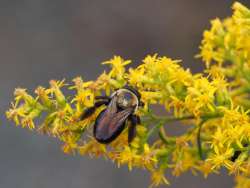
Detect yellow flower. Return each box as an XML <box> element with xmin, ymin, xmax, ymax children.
<box><xmin>49</xmin><ymin>80</ymin><xmax>67</xmax><ymax>107</ymax></box>
<box><xmin>102</xmin><ymin>56</ymin><xmax>131</xmax><ymax>80</ymax></box>
<box><xmin>208</xmin><ymin>128</ymin><xmax>224</xmax><ymax>156</ymax></box>
<box><xmin>167</xmin><ymin>96</ymin><xmax>185</xmax><ymax>117</ymax></box>
<box><xmin>185</xmin><ymin>77</ymin><xmax>217</xmax><ymax>116</ymax></box>
<box><xmin>21</xmin><ymin>117</ymin><xmax>35</xmax><ymax>129</ymax></box>
<box><xmin>197</xmin><ymin>161</ymin><xmax>218</xmax><ymax>178</ymax></box>
<box><xmin>127</xmin><ymin>67</ymin><xmax>148</xmax><ymax>87</ymax></box>
<box><xmin>6</xmin><ymin>102</ymin><xmax>21</xmax><ymax>125</ymax></box>
<box><xmin>171</xmin><ymin>147</ymin><xmax>197</xmax><ymax>177</ymax></box>
<box><xmin>135</xmin><ymin>144</ymin><xmax>158</xmax><ymax>170</ymax></box>
<box><xmin>228</xmin><ymin>159</ymin><xmax>247</xmax><ymax>175</ymax></box>
<box><xmin>93</xmin><ymin>72</ymin><xmax>113</xmax><ymax>95</ymax></box>
<box><xmin>78</xmin><ymin>138</ymin><xmax>107</xmax><ymax>158</ymax></box>
<box><xmin>234</xmin><ymin>175</ymin><xmax>250</xmax><ymax>188</ymax></box>
<box><xmin>149</xmin><ymin>169</ymin><xmax>169</xmax><ymax>188</ymax></box>
<box><xmin>71</xmin><ymin>88</ymin><xmax>94</xmax><ymax>108</ymax></box>
<box><xmin>116</xmin><ymin>146</ymin><xmax>139</xmax><ymax>171</ymax></box>
<box><xmin>207</xmin><ymin>146</ymin><xmax>234</xmax><ymax>170</ymax></box>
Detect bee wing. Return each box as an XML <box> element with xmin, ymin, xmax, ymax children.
<box><xmin>94</xmin><ymin>107</ymin><xmax>133</xmax><ymax>143</ymax></box>
<box><xmin>107</xmin><ymin>108</ymin><xmax>133</xmax><ymax>135</ymax></box>
<box><xmin>105</xmin><ymin>95</ymin><xmax>118</xmax><ymax>115</ymax></box>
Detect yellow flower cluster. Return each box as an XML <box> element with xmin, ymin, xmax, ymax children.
<box><xmin>198</xmin><ymin>2</ymin><xmax>250</xmax><ymax>187</ymax></box>
<box><xmin>5</xmin><ymin>2</ymin><xmax>250</xmax><ymax>187</ymax></box>
<box><xmin>198</xmin><ymin>2</ymin><xmax>250</xmax><ymax>109</ymax></box>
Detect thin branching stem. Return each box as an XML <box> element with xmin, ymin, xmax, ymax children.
<box><xmin>143</xmin><ymin>112</ymin><xmax>223</xmax><ymax>144</ymax></box>
<box><xmin>197</xmin><ymin>119</ymin><xmax>207</xmax><ymax>160</ymax></box>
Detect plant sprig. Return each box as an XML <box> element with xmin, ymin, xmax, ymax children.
<box><xmin>6</xmin><ymin>2</ymin><xmax>250</xmax><ymax>187</ymax></box>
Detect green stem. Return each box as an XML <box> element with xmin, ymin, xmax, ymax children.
<box><xmin>158</xmin><ymin>127</ymin><xmax>176</xmax><ymax>145</ymax></box>
<box><xmin>230</xmin><ymin>86</ymin><xmax>250</xmax><ymax>97</ymax></box>
<box><xmin>147</xmin><ymin>112</ymin><xmax>222</xmax><ymax>124</ymax></box>
<box><xmin>144</xmin><ymin>120</ymin><xmax>165</xmax><ymax>142</ymax></box>
<box><xmin>197</xmin><ymin>119</ymin><xmax>207</xmax><ymax>160</ymax></box>
<box><xmin>143</xmin><ymin>111</ymin><xmax>223</xmax><ymax>144</ymax></box>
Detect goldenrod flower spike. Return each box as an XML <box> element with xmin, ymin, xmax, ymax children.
<box><xmin>6</xmin><ymin>2</ymin><xmax>250</xmax><ymax>187</ymax></box>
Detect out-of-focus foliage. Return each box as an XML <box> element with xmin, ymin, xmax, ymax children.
<box><xmin>6</xmin><ymin>2</ymin><xmax>250</xmax><ymax>187</ymax></box>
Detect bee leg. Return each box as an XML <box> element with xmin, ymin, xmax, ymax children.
<box><xmin>136</xmin><ymin>115</ymin><xmax>141</xmax><ymax>124</ymax></box>
<box><xmin>95</xmin><ymin>96</ymin><xmax>111</xmax><ymax>101</ymax></box>
<box><xmin>139</xmin><ymin>101</ymin><xmax>144</xmax><ymax>107</ymax></box>
<box><xmin>80</xmin><ymin>99</ymin><xmax>109</xmax><ymax>120</ymax></box>
<box><xmin>128</xmin><ymin>115</ymin><xmax>140</xmax><ymax>143</ymax></box>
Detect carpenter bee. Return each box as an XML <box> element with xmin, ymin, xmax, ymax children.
<box><xmin>80</xmin><ymin>86</ymin><xmax>143</xmax><ymax>144</ymax></box>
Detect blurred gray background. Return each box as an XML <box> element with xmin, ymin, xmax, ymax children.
<box><xmin>1</xmin><ymin>0</ymin><xmax>249</xmax><ymax>188</ymax></box>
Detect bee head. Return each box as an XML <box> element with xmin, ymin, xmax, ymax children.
<box><xmin>114</xmin><ymin>86</ymin><xmax>140</xmax><ymax>110</ymax></box>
